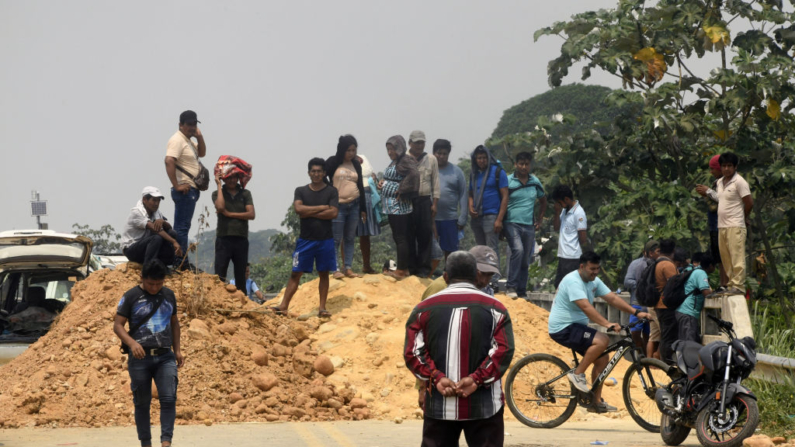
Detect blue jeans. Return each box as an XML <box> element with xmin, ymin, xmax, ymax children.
<box><xmin>471</xmin><ymin>214</ymin><xmax>501</xmax><ymax>281</ymax></box>
<box><xmin>333</xmin><ymin>198</ymin><xmax>360</xmax><ymax>270</ymax></box>
<box><xmin>505</xmin><ymin>222</ymin><xmax>535</xmax><ymax>296</ymax></box>
<box><xmin>171</xmin><ymin>187</ymin><xmax>200</xmax><ymax>256</ymax></box>
<box><xmin>128</xmin><ymin>351</ymin><xmax>178</xmax><ymax>446</ymax></box>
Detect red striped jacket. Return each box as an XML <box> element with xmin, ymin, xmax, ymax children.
<box><xmin>403</xmin><ymin>282</ymin><xmax>515</xmax><ymax>420</ymax></box>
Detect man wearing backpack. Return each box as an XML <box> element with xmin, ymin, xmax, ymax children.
<box><xmin>654</xmin><ymin>239</ymin><xmax>679</xmax><ymax>364</ymax></box>
<box><xmin>165</xmin><ymin>110</ymin><xmax>207</xmax><ymax>269</ymax></box>
<box><xmin>468</xmin><ymin>145</ymin><xmax>509</xmax><ymax>287</ymax></box>
<box><xmin>623</xmin><ymin>239</ymin><xmax>660</xmax><ymax>355</ymax></box>
<box><xmin>674</xmin><ymin>255</ymin><xmax>715</xmax><ymax>343</ymax></box>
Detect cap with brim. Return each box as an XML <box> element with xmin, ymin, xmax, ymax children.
<box><xmin>644</xmin><ymin>239</ymin><xmax>660</xmax><ymax>253</ymax></box>
<box><xmin>409</xmin><ymin>130</ymin><xmax>426</xmax><ymax>142</ymax></box>
<box><xmin>469</xmin><ymin>246</ymin><xmax>500</xmax><ymax>274</ymax></box>
<box><xmin>709</xmin><ymin>154</ymin><xmax>721</xmax><ymax>170</ymax></box>
<box><xmin>141</xmin><ymin>186</ymin><xmax>165</xmax><ymax>199</ymax></box>
<box><xmin>180</xmin><ymin>110</ymin><xmax>201</xmax><ymax>124</ymax></box>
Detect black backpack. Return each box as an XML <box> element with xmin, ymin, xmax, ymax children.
<box><xmin>635</xmin><ymin>260</ymin><xmax>661</xmax><ymax>307</ymax></box>
<box><xmin>662</xmin><ymin>268</ymin><xmax>697</xmax><ymax>309</ymax></box>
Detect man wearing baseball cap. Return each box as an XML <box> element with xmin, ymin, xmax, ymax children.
<box><xmin>408</xmin><ymin>130</ymin><xmax>440</xmax><ymax>278</ymax></box>
<box><xmin>164</xmin><ymin>110</ymin><xmax>207</xmax><ymax>266</ymax></box>
<box><xmin>121</xmin><ymin>187</ymin><xmax>183</xmax><ymax>267</ymax></box>
<box><xmin>420</xmin><ymin>245</ymin><xmax>501</xmax><ymax>299</ymax></box>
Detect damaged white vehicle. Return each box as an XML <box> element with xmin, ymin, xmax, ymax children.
<box><xmin>0</xmin><ymin>230</ymin><xmax>94</xmax><ymax>363</ymax></box>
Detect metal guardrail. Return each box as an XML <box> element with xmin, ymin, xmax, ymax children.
<box><xmin>525</xmin><ymin>291</ymin><xmax>794</xmax><ymax>382</ymax></box>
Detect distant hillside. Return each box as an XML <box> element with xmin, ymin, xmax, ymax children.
<box><xmin>194</xmin><ymin>228</ymin><xmax>281</xmax><ymax>274</ymax></box>
<box><xmin>490</xmin><ymin>83</ymin><xmax>619</xmax><ymax>140</ymax></box>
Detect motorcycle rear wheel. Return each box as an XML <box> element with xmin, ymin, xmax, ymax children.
<box><xmin>695</xmin><ymin>394</ymin><xmax>759</xmax><ymax>447</ymax></box>
<box><xmin>660</xmin><ymin>412</ymin><xmax>691</xmax><ymax>446</ymax></box>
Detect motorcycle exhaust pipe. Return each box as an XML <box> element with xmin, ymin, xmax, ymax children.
<box><xmin>655</xmin><ymin>388</ymin><xmax>675</xmax><ymax>413</ymax></box>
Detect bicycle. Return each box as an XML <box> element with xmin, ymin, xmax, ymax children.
<box><xmin>505</xmin><ymin>319</ymin><xmax>679</xmax><ymax>432</ymax></box>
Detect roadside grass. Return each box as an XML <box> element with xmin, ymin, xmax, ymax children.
<box><xmin>750</xmin><ymin>302</ymin><xmax>795</xmax><ymax>437</ymax></box>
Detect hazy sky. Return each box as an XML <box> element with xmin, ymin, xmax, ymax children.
<box><xmin>1</xmin><ymin>0</ymin><xmax>623</xmax><ymax>236</ymax></box>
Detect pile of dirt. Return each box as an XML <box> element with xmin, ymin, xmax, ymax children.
<box><xmin>0</xmin><ymin>266</ymin><xmax>635</xmax><ymax>429</ymax></box>
<box><xmin>0</xmin><ymin>264</ymin><xmax>369</xmax><ymax>428</ymax></box>
<box><xmin>274</xmin><ymin>274</ymin><xmax>633</xmax><ymax>422</ymax></box>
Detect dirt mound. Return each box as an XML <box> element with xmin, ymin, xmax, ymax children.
<box><xmin>275</xmin><ymin>274</ymin><xmax>632</xmax><ymax>422</ymax></box>
<box><xmin>0</xmin><ymin>265</ymin><xmax>368</xmax><ymax>428</ymax></box>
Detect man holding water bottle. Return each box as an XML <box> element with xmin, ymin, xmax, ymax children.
<box><xmin>433</xmin><ymin>139</ymin><xmax>468</xmax><ymax>261</ymax></box>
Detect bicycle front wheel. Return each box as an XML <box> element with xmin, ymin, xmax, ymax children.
<box><xmin>622</xmin><ymin>358</ymin><xmax>677</xmax><ymax>433</ymax></box>
<box><xmin>505</xmin><ymin>353</ymin><xmax>578</xmax><ymax>429</ymax></box>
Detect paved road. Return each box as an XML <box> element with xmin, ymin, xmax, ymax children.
<box><xmin>0</xmin><ymin>418</ymin><xmax>700</xmax><ymax>447</ymax></box>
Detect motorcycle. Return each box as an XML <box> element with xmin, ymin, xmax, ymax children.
<box><xmin>655</xmin><ymin>314</ymin><xmax>759</xmax><ymax>447</ymax></box>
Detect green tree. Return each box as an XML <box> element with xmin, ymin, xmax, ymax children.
<box><xmin>524</xmin><ymin>0</ymin><xmax>795</xmax><ymax>310</ymax></box>
<box><xmin>71</xmin><ymin>223</ymin><xmax>122</xmax><ymax>254</ymax></box>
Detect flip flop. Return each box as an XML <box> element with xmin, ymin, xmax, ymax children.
<box><xmin>344</xmin><ymin>270</ymin><xmax>361</xmax><ymax>278</ymax></box>
<box><xmin>332</xmin><ymin>271</ymin><xmax>345</xmax><ymax>280</ymax></box>
<box><xmin>269</xmin><ymin>306</ymin><xmax>287</xmax><ymax>316</ymax></box>
<box><xmin>318</xmin><ymin>310</ymin><xmax>332</xmax><ymax>318</ymax></box>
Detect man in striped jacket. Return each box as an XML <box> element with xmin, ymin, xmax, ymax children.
<box><xmin>404</xmin><ymin>251</ymin><xmax>515</xmax><ymax>447</ymax></box>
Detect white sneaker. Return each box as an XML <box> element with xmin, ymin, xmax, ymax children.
<box><xmin>567</xmin><ymin>372</ymin><xmax>589</xmax><ymax>393</ymax></box>
<box><xmin>506</xmin><ymin>288</ymin><xmax>518</xmax><ymax>299</ymax></box>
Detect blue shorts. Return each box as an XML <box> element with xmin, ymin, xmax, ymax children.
<box><xmin>435</xmin><ymin>220</ymin><xmax>459</xmax><ymax>253</ymax></box>
<box><xmin>549</xmin><ymin>323</ymin><xmax>597</xmax><ymax>356</ymax></box>
<box><xmin>629</xmin><ymin>304</ymin><xmax>650</xmax><ymax>334</ymax></box>
<box><xmin>292</xmin><ymin>238</ymin><xmax>337</xmax><ymax>273</ymax></box>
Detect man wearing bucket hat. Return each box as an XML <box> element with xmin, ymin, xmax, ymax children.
<box><xmin>121</xmin><ymin>187</ymin><xmax>183</xmax><ymax>267</ymax></box>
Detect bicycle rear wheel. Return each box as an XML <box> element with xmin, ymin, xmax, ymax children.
<box><xmin>622</xmin><ymin>358</ymin><xmax>677</xmax><ymax>433</ymax></box>
<box><xmin>505</xmin><ymin>353</ymin><xmax>578</xmax><ymax>428</ymax></box>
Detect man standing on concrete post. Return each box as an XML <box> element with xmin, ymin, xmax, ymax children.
<box><xmin>432</xmin><ymin>139</ymin><xmax>468</xmax><ymax>260</ymax></box>
<box><xmin>405</xmin><ymin>250</ymin><xmax>514</xmax><ymax>447</ymax></box>
<box><xmin>715</xmin><ymin>152</ymin><xmax>753</xmax><ymax>295</ymax></box>
<box><xmin>408</xmin><ymin>130</ymin><xmax>440</xmax><ymax>278</ymax></box>
<box><xmin>695</xmin><ymin>155</ymin><xmax>729</xmax><ymax>291</ymax></box>
<box><xmin>164</xmin><ymin>110</ymin><xmax>206</xmax><ymax>268</ymax></box>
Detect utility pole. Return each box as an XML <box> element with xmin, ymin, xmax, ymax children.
<box><xmin>30</xmin><ymin>190</ymin><xmax>48</xmax><ymax>230</ymax></box>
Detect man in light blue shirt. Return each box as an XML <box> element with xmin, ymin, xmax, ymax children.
<box><xmin>675</xmin><ymin>254</ymin><xmax>715</xmax><ymax>343</ymax></box>
<box><xmin>505</xmin><ymin>152</ymin><xmax>547</xmax><ymax>299</ymax></box>
<box><xmin>230</xmin><ymin>264</ymin><xmax>264</xmax><ymax>304</ymax></box>
<box><xmin>432</xmin><ymin>139</ymin><xmax>468</xmax><ymax>258</ymax></box>
<box><xmin>548</xmin><ymin>252</ymin><xmax>649</xmax><ymax>413</ymax></box>
<box><xmin>552</xmin><ymin>185</ymin><xmax>589</xmax><ymax>288</ymax></box>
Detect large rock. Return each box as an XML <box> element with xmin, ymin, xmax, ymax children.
<box><xmin>188</xmin><ymin>319</ymin><xmax>211</xmax><ymax>340</ymax></box>
<box><xmin>252</xmin><ymin>374</ymin><xmax>278</xmax><ymax>392</ymax></box>
<box><xmin>251</xmin><ymin>349</ymin><xmax>269</xmax><ymax>366</ymax></box>
<box><xmin>314</xmin><ymin>356</ymin><xmax>334</xmax><ymax>376</ymax></box>
<box><xmin>217</xmin><ymin>322</ymin><xmax>237</xmax><ymax>335</ymax></box>
<box><xmin>293</xmin><ymin>353</ymin><xmax>315</xmax><ymax>378</ymax></box>
<box><xmin>743</xmin><ymin>435</ymin><xmax>775</xmax><ymax>447</ymax></box>
<box><xmin>309</xmin><ymin>386</ymin><xmax>333</xmax><ymax>402</ymax></box>
<box><xmin>349</xmin><ymin>398</ymin><xmax>368</xmax><ymax>409</ymax></box>
<box><xmin>272</xmin><ymin>344</ymin><xmax>292</xmax><ymax>357</ymax></box>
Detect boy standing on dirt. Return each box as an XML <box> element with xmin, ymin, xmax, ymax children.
<box><xmin>271</xmin><ymin>158</ymin><xmax>339</xmax><ymax>318</ymax></box>
<box><xmin>113</xmin><ymin>259</ymin><xmax>183</xmax><ymax>447</ymax></box>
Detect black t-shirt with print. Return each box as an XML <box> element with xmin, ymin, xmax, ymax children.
<box><xmin>294</xmin><ymin>184</ymin><xmax>338</xmax><ymax>240</ymax></box>
<box><xmin>116</xmin><ymin>285</ymin><xmax>177</xmax><ymax>348</ymax></box>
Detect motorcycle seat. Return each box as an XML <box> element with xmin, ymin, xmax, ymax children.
<box><xmin>673</xmin><ymin>340</ymin><xmax>703</xmax><ymax>377</ymax></box>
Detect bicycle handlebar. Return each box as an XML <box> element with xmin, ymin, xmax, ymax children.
<box><xmin>607</xmin><ymin>318</ymin><xmax>649</xmax><ymax>333</ymax></box>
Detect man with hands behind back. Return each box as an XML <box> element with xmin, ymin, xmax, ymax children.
<box><xmin>405</xmin><ymin>251</ymin><xmax>514</xmax><ymax>447</ymax></box>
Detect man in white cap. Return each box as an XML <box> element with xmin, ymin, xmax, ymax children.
<box><xmin>408</xmin><ymin>130</ymin><xmax>440</xmax><ymax>278</ymax></box>
<box><xmin>121</xmin><ymin>187</ymin><xmax>183</xmax><ymax>267</ymax></box>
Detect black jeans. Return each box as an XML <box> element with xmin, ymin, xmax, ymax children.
<box><xmin>410</xmin><ymin>196</ymin><xmax>434</xmax><ymax>277</ymax></box>
<box><xmin>421</xmin><ymin>407</ymin><xmax>504</xmax><ymax>447</ymax></box>
<box><xmin>128</xmin><ymin>350</ymin><xmax>178</xmax><ymax>447</ymax></box>
<box><xmin>388</xmin><ymin>214</ymin><xmax>412</xmax><ymax>271</ymax></box>
<box><xmin>215</xmin><ymin>236</ymin><xmax>248</xmax><ymax>292</ymax></box>
<box><xmin>658</xmin><ymin>308</ymin><xmax>679</xmax><ymax>364</ymax></box>
<box><xmin>124</xmin><ymin>230</ymin><xmax>179</xmax><ymax>266</ymax></box>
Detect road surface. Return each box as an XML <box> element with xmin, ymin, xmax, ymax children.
<box><xmin>0</xmin><ymin>418</ymin><xmax>700</xmax><ymax>446</ymax></box>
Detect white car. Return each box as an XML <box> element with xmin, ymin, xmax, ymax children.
<box><xmin>0</xmin><ymin>230</ymin><xmax>93</xmax><ymax>363</ymax></box>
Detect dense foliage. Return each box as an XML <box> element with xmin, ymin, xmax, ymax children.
<box><xmin>488</xmin><ymin>0</ymin><xmax>795</xmax><ymax>312</ymax></box>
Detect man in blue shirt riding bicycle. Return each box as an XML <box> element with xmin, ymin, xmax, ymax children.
<box><xmin>548</xmin><ymin>252</ymin><xmax>650</xmax><ymax>413</ymax></box>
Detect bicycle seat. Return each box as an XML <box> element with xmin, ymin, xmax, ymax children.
<box><xmin>673</xmin><ymin>340</ymin><xmax>703</xmax><ymax>379</ymax></box>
